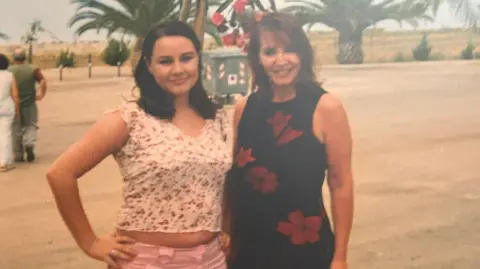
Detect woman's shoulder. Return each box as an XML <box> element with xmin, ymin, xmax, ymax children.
<box><xmin>0</xmin><ymin>70</ymin><xmax>13</xmax><ymax>79</ymax></box>
<box><xmin>232</xmin><ymin>93</ymin><xmax>257</xmax><ymax>123</ymax></box>
<box><xmin>0</xmin><ymin>71</ymin><xmax>13</xmax><ymax>88</ymax></box>
<box><xmin>104</xmin><ymin>99</ymin><xmax>146</xmax><ymax>126</ymax></box>
<box><xmin>314</xmin><ymin>89</ymin><xmax>345</xmax><ymax>119</ymax></box>
<box><xmin>297</xmin><ymin>81</ymin><xmax>328</xmax><ymax>98</ymax></box>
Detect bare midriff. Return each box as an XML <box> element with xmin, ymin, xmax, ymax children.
<box><xmin>117</xmin><ymin>229</ymin><xmax>219</xmax><ymax>248</ymax></box>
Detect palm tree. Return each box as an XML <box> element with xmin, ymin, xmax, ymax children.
<box><xmin>180</xmin><ymin>0</ymin><xmax>193</xmax><ymax>22</ymax></box>
<box><xmin>70</xmin><ymin>0</ymin><xmax>224</xmax><ymax>71</ymax></box>
<box><xmin>69</xmin><ymin>0</ymin><xmax>182</xmax><ymax>70</ymax></box>
<box><xmin>193</xmin><ymin>0</ymin><xmax>207</xmax><ymax>46</ymax></box>
<box><xmin>0</xmin><ymin>32</ymin><xmax>9</xmax><ymax>40</ymax></box>
<box><xmin>21</xmin><ymin>19</ymin><xmax>45</xmax><ymax>64</ymax></box>
<box><xmin>282</xmin><ymin>0</ymin><xmax>432</xmax><ymax>64</ymax></box>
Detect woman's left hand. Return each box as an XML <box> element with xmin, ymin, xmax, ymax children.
<box><xmin>330</xmin><ymin>259</ymin><xmax>348</xmax><ymax>269</ymax></box>
<box><xmin>219</xmin><ymin>232</ymin><xmax>230</xmax><ymax>252</ymax></box>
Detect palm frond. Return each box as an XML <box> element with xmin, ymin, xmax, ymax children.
<box><xmin>446</xmin><ymin>0</ymin><xmax>480</xmax><ymax>28</ymax></box>
<box><xmin>281</xmin><ymin>0</ymin><xmax>338</xmax><ymax>29</ymax></box>
<box><xmin>0</xmin><ymin>32</ymin><xmax>9</xmax><ymax>40</ymax></box>
<box><xmin>204</xmin><ymin>20</ymin><xmax>223</xmax><ymax>46</ymax></box>
<box><xmin>69</xmin><ymin>0</ymin><xmax>182</xmax><ymax>38</ymax></box>
<box><xmin>282</xmin><ymin>0</ymin><xmax>432</xmax><ymax>31</ymax></box>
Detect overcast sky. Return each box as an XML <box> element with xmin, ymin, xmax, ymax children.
<box><xmin>0</xmin><ymin>0</ymin><xmax>475</xmax><ymax>43</ymax></box>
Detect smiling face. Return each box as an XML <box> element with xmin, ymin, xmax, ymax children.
<box><xmin>259</xmin><ymin>31</ymin><xmax>300</xmax><ymax>89</ymax></box>
<box><xmin>147</xmin><ymin>35</ymin><xmax>199</xmax><ymax>97</ymax></box>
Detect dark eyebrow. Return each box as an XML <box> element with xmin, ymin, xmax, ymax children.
<box><xmin>181</xmin><ymin>51</ymin><xmax>196</xmax><ymax>57</ymax></box>
<box><xmin>156</xmin><ymin>51</ymin><xmax>196</xmax><ymax>59</ymax></box>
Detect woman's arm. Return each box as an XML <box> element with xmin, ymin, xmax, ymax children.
<box><xmin>231</xmin><ymin>97</ymin><xmax>247</xmax><ymax>156</ymax></box>
<box><xmin>46</xmin><ymin>111</ymin><xmax>129</xmax><ymax>254</ymax></box>
<box><xmin>316</xmin><ymin>94</ymin><xmax>354</xmax><ymax>264</ymax></box>
<box><xmin>11</xmin><ymin>77</ymin><xmax>20</xmax><ymax>118</ymax></box>
<box><xmin>34</xmin><ymin>68</ymin><xmax>47</xmax><ymax>101</ymax></box>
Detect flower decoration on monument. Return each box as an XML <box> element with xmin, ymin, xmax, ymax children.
<box><xmin>210</xmin><ymin>0</ymin><xmax>271</xmax><ymax>52</ymax></box>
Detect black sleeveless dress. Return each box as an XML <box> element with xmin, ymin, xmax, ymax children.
<box><xmin>227</xmin><ymin>85</ymin><xmax>335</xmax><ymax>269</ymax></box>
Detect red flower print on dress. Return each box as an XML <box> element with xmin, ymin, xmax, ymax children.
<box><xmin>267</xmin><ymin>111</ymin><xmax>304</xmax><ymax>145</ymax></box>
<box><xmin>277</xmin><ymin>210</ymin><xmax>324</xmax><ymax>245</ymax></box>
<box><xmin>267</xmin><ymin>111</ymin><xmax>292</xmax><ymax>138</ymax></box>
<box><xmin>235</xmin><ymin>147</ymin><xmax>256</xmax><ymax>168</ymax></box>
<box><xmin>247</xmin><ymin>167</ymin><xmax>279</xmax><ymax>194</ymax></box>
<box><xmin>277</xmin><ymin>127</ymin><xmax>304</xmax><ymax>146</ymax></box>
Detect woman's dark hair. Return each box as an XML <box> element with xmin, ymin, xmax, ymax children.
<box><xmin>0</xmin><ymin>54</ymin><xmax>9</xmax><ymax>70</ymax></box>
<box><xmin>247</xmin><ymin>12</ymin><xmax>320</xmax><ymax>97</ymax></box>
<box><xmin>134</xmin><ymin>20</ymin><xmax>218</xmax><ymax>119</ymax></box>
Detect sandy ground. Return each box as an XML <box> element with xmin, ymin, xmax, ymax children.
<box><xmin>0</xmin><ymin>61</ymin><xmax>479</xmax><ymax>269</ymax></box>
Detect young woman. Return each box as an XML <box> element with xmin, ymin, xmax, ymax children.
<box><xmin>47</xmin><ymin>21</ymin><xmax>231</xmax><ymax>269</ymax></box>
<box><xmin>0</xmin><ymin>53</ymin><xmax>20</xmax><ymax>172</ymax></box>
<box><xmin>226</xmin><ymin>12</ymin><xmax>354</xmax><ymax>269</ymax></box>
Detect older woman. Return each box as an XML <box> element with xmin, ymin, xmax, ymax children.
<box><xmin>226</xmin><ymin>12</ymin><xmax>354</xmax><ymax>269</ymax></box>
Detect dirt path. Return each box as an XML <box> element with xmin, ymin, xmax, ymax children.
<box><xmin>1</xmin><ymin>61</ymin><xmax>479</xmax><ymax>269</ymax></box>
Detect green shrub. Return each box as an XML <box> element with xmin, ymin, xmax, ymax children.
<box><xmin>413</xmin><ymin>33</ymin><xmax>432</xmax><ymax>61</ymax></box>
<box><xmin>393</xmin><ymin>52</ymin><xmax>406</xmax><ymax>62</ymax></box>
<box><xmin>430</xmin><ymin>52</ymin><xmax>445</xmax><ymax>61</ymax></box>
<box><xmin>103</xmin><ymin>39</ymin><xmax>130</xmax><ymax>66</ymax></box>
<box><xmin>460</xmin><ymin>41</ymin><xmax>476</xmax><ymax>60</ymax></box>
<box><xmin>56</xmin><ymin>49</ymin><xmax>75</xmax><ymax>67</ymax></box>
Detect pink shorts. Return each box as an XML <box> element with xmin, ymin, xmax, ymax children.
<box><xmin>118</xmin><ymin>237</ymin><xmax>227</xmax><ymax>269</ymax></box>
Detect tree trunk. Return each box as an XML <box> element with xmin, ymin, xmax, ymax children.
<box><xmin>28</xmin><ymin>42</ymin><xmax>33</xmax><ymax>64</ymax></box>
<box><xmin>337</xmin><ymin>28</ymin><xmax>364</xmax><ymax>64</ymax></box>
<box><xmin>193</xmin><ymin>0</ymin><xmax>207</xmax><ymax>48</ymax></box>
<box><xmin>179</xmin><ymin>0</ymin><xmax>192</xmax><ymax>22</ymax></box>
<box><xmin>268</xmin><ymin>0</ymin><xmax>277</xmax><ymax>11</ymax></box>
<box><xmin>130</xmin><ymin>37</ymin><xmax>144</xmax><ymax>76</ymax></box>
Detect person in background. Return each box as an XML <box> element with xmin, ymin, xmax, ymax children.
<box><xmin>225</xmin><ymin>12</ymin><xmax>354</xmax><ymax>269</ymax></box>
<box><xmin>46</xmin><ymin>21</ymin><xmax>231</xmax><ymax>269</ymax></box>
<box><xmin>0</xmin><ymin>53</ymin><xmax>20</xmax><ymax>172</ymax></box>
<box><xmin>9</xmin><ymin>48</ymin><xmax>47</xmax><ymax>162</ymax></box>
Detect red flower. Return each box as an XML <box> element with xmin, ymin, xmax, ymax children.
<box><xmin>277</xmin><ymin>211</ymin><xmax>323</xmax><ymax>245</ymax></box>
<box><xmin>222</xmin><ymin>32</ymin><xmax>236</xmax><ymax>46</ymax></box>
<box><xmin>235</xmin><ymin>147</ymin><xmax>256</xmax><ymax>168</ymax></box>
<box><xmin>241</xmin><ymin>46</ymin><xmax>248</xmax><ymax>53</ymax></box>
<box><xmin>277</xmin><ymin>127</ymin><xmax>304</xmax><ymax>146</ymax></box>
<box><xmin>236</xmin><ymin>33</ymin><xmax>249</xmax><ymax>48</ymax></box>
<box><xmin>211</xmin><ymin>12</ymin><xmax>225</xmax><ymax>26</ymax></box>
<box><xmin>247</xmin><ymin>167</ymin><xmax>278</xmax><ymax>194</ymax></box>
<box><xmin>233</xmin><ymin>0</ymin><xmax>249</xmax><ymax>14</ymax></box>
<box><xmin>267</xmin><ymin>111</ymin><xmax>292</xmax><ymax>138</ymax></box>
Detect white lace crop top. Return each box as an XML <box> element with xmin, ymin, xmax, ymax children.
<box><xmin>110</xmin><ymin>102</ymin><xmax>232</xmax><ymax>233</ymax></box>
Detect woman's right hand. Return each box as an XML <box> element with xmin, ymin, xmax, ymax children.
<box><xmin>86</xmin><ymin>234</ymin><xmax>138</xmax><ymax>268</ymax></box>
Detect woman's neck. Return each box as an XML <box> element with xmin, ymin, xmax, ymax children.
<box><xmin>174</xmin><ymin>94</ymin><xmax>190</xmax><ymax>111</ymax></box>
<box><xmin>271</xmin><ymin>85</ymin><xmax>296</xmax><ymax>103</ymax></box>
